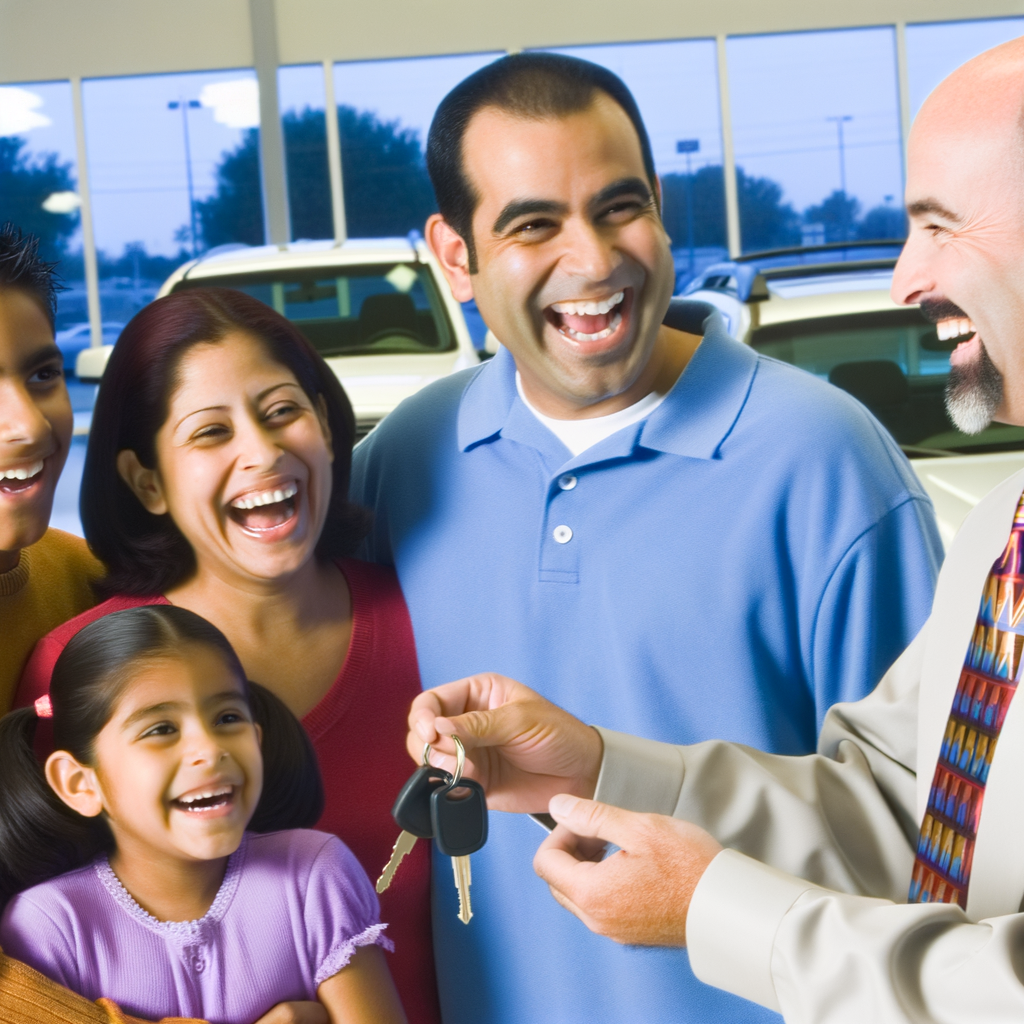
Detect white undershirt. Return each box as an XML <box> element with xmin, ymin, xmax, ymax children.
<box><xmin>515</xmin><ymin>372</ymin><xmax>668</xmax><ymax>457</ymax></box>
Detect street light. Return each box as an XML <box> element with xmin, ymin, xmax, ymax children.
<box><xmin>676</xmin><ymin>139</ymin><xmax>700</xmax><ymax>277</ymax></box>
<box><xmin>169</xmin><ymin>98</ymin><xmax>202</xmax><ymax>256</ymax></box>
<box><xmin>826</xmin><ymin>115</ymin><xmax>853</xmax><ymax>241</ymax></box>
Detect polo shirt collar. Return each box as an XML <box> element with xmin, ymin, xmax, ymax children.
<box><xmin>457</xmin><ymin>300</ymin><xmax>757</xmax><ymax>462</ymax></box>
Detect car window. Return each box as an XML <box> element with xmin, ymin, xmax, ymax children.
<box><xmin>173</xmin><ymin>263</ymin><xmax>455</xmax><ymax>357</ymax></box>
<box><xmin>752</xmin><ymin>309</ymin><xmax>1024</xmax><ymax>456</ymax></box>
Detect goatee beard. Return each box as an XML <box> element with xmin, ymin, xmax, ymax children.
<box><xmin>945</xmin><ymin>341</ymin><xmax>1004</xmax><ymax>434</ymax></box>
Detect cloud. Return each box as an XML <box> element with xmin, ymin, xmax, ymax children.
<box><xmin>199</xmin><ymin>79</ymin><xmax>260</xmax><ymax>129</ymax></box>
<box><xmin>0</xmin><ymin>87</ymin><xmax>52</xmax><ymax>137</ymax></box>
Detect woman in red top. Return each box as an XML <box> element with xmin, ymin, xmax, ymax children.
<box><xmin>17</xmin><ymin>289</ymin><xmax>439</xmax><ymax>1024</ymax></box>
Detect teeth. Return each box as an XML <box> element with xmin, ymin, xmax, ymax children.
<box><xmin>178</xmin><ymin>786</ymin><xmax>232</xmax><ymax>805</ymax></box>
<box><xmin>937</xmin><ymin>317</ymin><xmax>976</xmax><ymax>342</ymax></box>
<box><xmin>230</xmin><ymin>481</ymin><xmax>298</xmax><ymax>510</ymax></box>
<box><xmin>0</xmin><ymin>460</ymin><xmax>44</xmax><ymax>481</ymax></box>
<box><xmin>551</xmin><ymin>291</ymin><xmax>624</xmax><ymax>316</ymax></box>
<box><xmin>560</xmin><ymin>311</ymin><xmax>623</xmax><ymax>343</ymax></box>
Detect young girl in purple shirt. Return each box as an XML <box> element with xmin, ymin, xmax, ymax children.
<box><xmin>0</xmin><ymin>605</ymin><xmax>407</xmax><ymax>1024</ymax></box>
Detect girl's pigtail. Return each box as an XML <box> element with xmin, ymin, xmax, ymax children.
<box><xmin>247</xmin><ymin>681</ymin><xmax>325</xmax><ymax>833</ymax></box>
<box><xmin>0</xmin><ymin>708</ymin><xmax>110</xmax><ymax>908</ymax></box>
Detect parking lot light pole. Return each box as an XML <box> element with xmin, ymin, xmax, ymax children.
<box><xmin>676</xmin><ymin>139</ymin><xmax>700</xmax><ymax>276</ymax></box>
<box><xmin>169</xmin><ymin>98</ymin><xmax>201</xmax><ymax>256</ymax></box>
<box><xmin>826</xmin><ymin>115</ymin><xmax>853</xmax><ymax>240</ymax></box>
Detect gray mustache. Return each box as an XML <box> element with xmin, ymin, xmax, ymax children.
<box><xmin>919</xmin><ymin>299</ymin><xmax>970</xmax><ymax>324</ymax></box>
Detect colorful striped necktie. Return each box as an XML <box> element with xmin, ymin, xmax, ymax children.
<box><xmin>909</xmin><ymin>491</ymin><xmax>1024</xmax><ymax>908</ymax></box>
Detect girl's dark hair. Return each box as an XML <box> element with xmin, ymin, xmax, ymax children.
<box><xmin>0</xmin><ymin>605</ymin><xmax>323</xmax><ymax>907</ymax></box>
<box><xmin>82</xmin><ymin>287</ymin><xmax>371</xmax><ymax>597</ymax></box>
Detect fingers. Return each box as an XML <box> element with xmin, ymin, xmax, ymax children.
<box><xmin>546</xmin><ymin>794</ymin><xmax>641</xmax><ymax>849</ymax></box>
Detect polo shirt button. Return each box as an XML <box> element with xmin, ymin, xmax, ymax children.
<box><xmin>558</xmin><ymin>474</ymin><xmax>577</xmax><ymax>491</ymax></box>
<box><xmin>553</xmin><ymin>525</ymin><xmax>573</xmax><ymax>544</ymax></box>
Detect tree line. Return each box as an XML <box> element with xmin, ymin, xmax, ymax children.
<box><xmin>1</xmin><ymin>107</ymin><xmax>908</xmax><ymax>282</ymax></box>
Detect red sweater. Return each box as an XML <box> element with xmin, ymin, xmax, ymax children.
<box><xmin>16</xmin><ymin>558</ymin><xmax>441</xmax><ymax>1024</ymax></box>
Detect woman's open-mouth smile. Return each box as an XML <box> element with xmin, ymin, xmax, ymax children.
<box><xmin>226</xmin><ymin>480</ymin><xmax>301</xmax><ymax>541</ymax></box>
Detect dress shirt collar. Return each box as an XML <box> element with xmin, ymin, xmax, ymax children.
<box><xmin>456</xmin><ymin>299</ymin><xmax>757</xmax><ymax>463</ymax></box>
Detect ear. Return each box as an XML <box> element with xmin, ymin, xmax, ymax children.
<box><xmin>654</xmin><ymin>173</ymin><xmax>664</xmax><ymax>214</ymax></box>
<box><xmin>254</xmin><ymin>721</ymin><xmax>263</xmax><ymax>748</ymax></box>
<box><xmin>426</xmin><ymin>213</ymin><xmax>474</xmax><ymax>302</ymax></box>
<box><xmin>116</xmin><ymin>449</ymin><xmax>169</xmax><ymax>516</ymax></box>
<box><xmin>45</xmin><ymin>750</ymin><xmax>105</xmax><ymax>818</ymax></box>
<box><xmin>315</xmin><ymin>395</ymin><xmax>334</xmax><ymax>462</ymax></box>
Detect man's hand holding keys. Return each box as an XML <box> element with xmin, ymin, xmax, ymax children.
<box><xmin>406</xmin><ymin>674</ymin><xmax>722</xmax><ymax>947</ymax></box>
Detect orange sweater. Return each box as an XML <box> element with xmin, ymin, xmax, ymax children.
<box><xmin>0</xmin><ymin>529</ymin><xmax>102</xmax><ymax>713</ymax></box>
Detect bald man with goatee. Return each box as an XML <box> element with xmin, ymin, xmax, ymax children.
<box><xmin>406</xmin><ymin>37</ymin><xmax>1024</xmax><ymax>1023</ymax></box>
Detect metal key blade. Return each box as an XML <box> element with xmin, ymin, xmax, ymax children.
<box><xmin>453</xmin><ymin>855</ymin><xmax>473</xmax><ymax>924</ymax></box>
<box><xmin>376</xmin><ymin>830</ymin><xmax>418</xmax><ymax>894</ymax></box>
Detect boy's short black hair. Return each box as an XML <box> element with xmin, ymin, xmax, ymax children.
<box><xmin>426</xmin><ymin>52</ymin><xmax>658</xmax><ymax>273</ymax></box>
<box><xmin>0</xmin><ymin>223</ymin><xmax>60</xmax><ymax>329</ymax></box>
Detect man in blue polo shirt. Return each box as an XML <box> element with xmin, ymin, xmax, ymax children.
<box><xmin>350</xmin><ymin>53</ymin><xmax>942</xmax><ymax>1024</ymax></box>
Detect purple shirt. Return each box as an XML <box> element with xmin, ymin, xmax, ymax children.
<box><xmin>0</xmin><ymin>830</ymin><xmax>392</xmax><ymax>1024</ymax></box>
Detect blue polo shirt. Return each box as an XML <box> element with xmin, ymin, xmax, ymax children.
<box><xmin>350</xmin><ymin>300</ymin><xmax>942</xmax><ymax>1024</ymax></box>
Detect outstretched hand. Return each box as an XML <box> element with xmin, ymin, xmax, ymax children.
<box><xmin>406</xmin><ymin>673</ymin><xmax>604</xmax><ymax>813</ymax></box>
<box><xmin>533</xmin><ymin>794</ymin><xmax>722</xmax><ymax>946</ymax></box>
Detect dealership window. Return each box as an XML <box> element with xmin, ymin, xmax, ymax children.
<box><xmin>81</xmin><ymin>68</ymin><xmax>262</xmax><ymax>324</ymax></box>
<box><xmin>906</xmin><ymin>17</ymin><xmax>1024</xmax><ymax>119</ymax></box>
<box><xmin>331</xmin><ymin>52</ymin><xmax>500</xmax><ymax>240</ymax></box>
<box><xmin>547</xmin><ymin>39</ymin><xmax>728</xmax><ymax>290</ymax></box>
<box><xmin>726</xmin><ymin>28</ymin><xmax>905</xmax><ymax>253</ymax></box>
<box><xmin>0</xmin><ymin>80</ymin><xmax>86</xmax><ymax>333</ymax></box>
<box><xmin>279</xmin><ymin>63</ymin><xmax>332</xmax><ymax>242</ymax></box>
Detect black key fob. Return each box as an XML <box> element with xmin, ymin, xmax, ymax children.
<box><xmin>431</xmin><ymin>778</ymin><xmax>488</xmax><ymax>857</ymax></box>
<box><xmin>391</xmin><ymin>766</ymin><xmax>451</xmax><ymax>839</ymax></box>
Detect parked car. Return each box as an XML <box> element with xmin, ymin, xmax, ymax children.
<box><xmin>683</xmin><ymin>241</ymin><xmax>1024</xmax><ymax>547</ymax></box>
<box><xmin>77</xmin><ymin>237</ymin><xmax>481</xmax><ymax>440</ymax></box>
<box><xmin>56</xmin><ymin>321</ymin><xmax>124</xmax><ymax>374</ymax></box>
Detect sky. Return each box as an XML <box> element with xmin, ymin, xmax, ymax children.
<box><xmin>2</xmin><ymin>16</ymin><xmax>1024</xmax><ymax>260</ymax></box>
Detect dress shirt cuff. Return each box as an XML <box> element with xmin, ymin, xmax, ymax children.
<box><xmin>688</xmin><ymin>849</ymin><xmax>817</xmax><ymax>1013</ymax></box>
<box><xmin>592</xmin><ymin>726</ymin><xmax>685</xmax><ymax>815</ymax></box>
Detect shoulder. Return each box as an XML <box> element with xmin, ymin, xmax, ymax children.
<box><xmin>353</xmin><ymin>365</ymin><xmax>483</xmax><ymax>472</ymax></box>
<box><xmin>243</xmin><ymin>829</ymin><xmax>364</xmax><ymax>888</ymax></box>
<box><xmin>2</xmin><ymin>863</ymin><xmax>98</xmax><ymax>933</ymax></box>
<box><xmin>740</xmin><ymin>351</ymin><xmax>927</xmax><ymax>499</ymax></box>
<box><xmin>28</xmin><ymin>530</ymin><xmax>103</xmax><ymax>578</ymax></box>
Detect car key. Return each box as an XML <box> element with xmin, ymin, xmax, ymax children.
<box><xmin>376</xmin><ymin>764</ymin><xmax>450</xmax><ymax>893</ymax></box>
<box><xmin>431</xmin><ymin>777</ymin><xmax>488</xmax><ymax>924</ymax></box>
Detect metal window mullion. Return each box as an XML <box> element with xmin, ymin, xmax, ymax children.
<box><xmin>70</xmin><ymin>76</ymin><xmax>102</xmax><ymax>348</ymax></box>
<box><xmin>895</xmin><ymin>22</ymin><xmax>913</xmax><ymax>190</ymax></box>
<box><xmin>716</xmin><ymin>35</ymin><xmax>741</xmax><ymax>258</ymax></box>
<box><xmin>249</xmin><ymin>0</ymin><xmax>290</xmax><ymax>246</ymax></box>
<box><xmin>323</xmin><ymin>60</ymin><xmax>347</xmax><ymax>245</ymax></box>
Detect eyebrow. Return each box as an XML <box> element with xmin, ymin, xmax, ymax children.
<box><xmin>491</xmin><ymin>177</ymin><xmax>655</xmax><ymax>235</ymax></box>
<box><xmin>493</xmin><ymin>199</ymin><xmax>568</xmax><ymax>235</ymax></box>
<box><xmin>173</xmin><ymin>381</ymin><xmax>302</xmax><ymax>432</ymax></box>
<box><xmin>589</xmin><ymin>177</ymin><xmax>653</xmax><ymax>213</ymax></box>
<box><xmin>907</xmin><ymin>199</ymin><xmax>961</xmax><ymax>222</ymax></box>
<box><xmin>121</xmin><ymin>690</ymin><xmax>247</xmax><ymax>729</ymax></box>
<box><xmin>20</xmin><ymin>343</ymin><xmax>63</xmax><ymax>373</ymax></box>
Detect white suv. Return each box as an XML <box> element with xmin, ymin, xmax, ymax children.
<box><xmin>78</xmin><ymin>236</ymin><xmax>481</xmax><ymax>440</ymax></box>
<box><xmin>684</xmin><ymin>243</ymin><xmax>1024</xmax><ymax>548</ymax></box>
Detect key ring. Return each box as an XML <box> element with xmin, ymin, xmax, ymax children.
<box><xmin>423</xmin><ymin>735</ymin><xmax>465</xmax><ymax>789</ymax></box>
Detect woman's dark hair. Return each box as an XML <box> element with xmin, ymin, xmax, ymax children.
<box><xmin>427</xmin><ymin>52</ymin><xmax>658</xmax><ymax>273</ymax></box>
<box><xmin>0</xmin><ymin>605</ymin><xmax>323</xmax><ymax>907</ymax></box>
<box><xmin>82</xmin><ymin>287</ymin><xmax>371</xmax><ymax>597</ymax></box>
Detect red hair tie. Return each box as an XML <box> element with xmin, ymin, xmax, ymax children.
<box><xmin>34</xmin><ymin>694</ymin><xmax>53</xmax><ymax>719</ymax></box>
